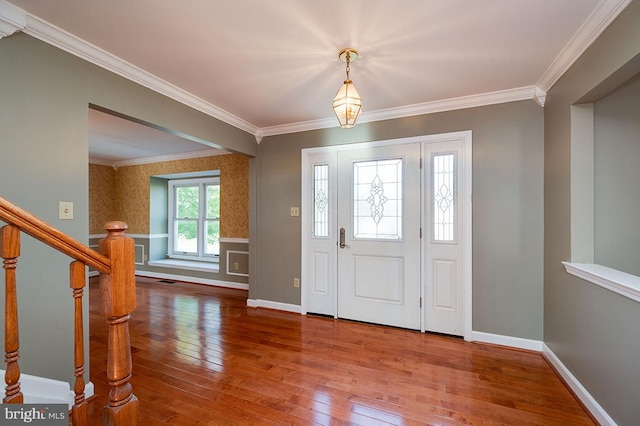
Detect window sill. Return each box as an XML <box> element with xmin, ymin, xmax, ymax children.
<box><xmin>148</xmin><ymin>259</ymin><xmax>219</xmax><ymax>273</ymax></box>
<box><xmin>562</xmin><ymin>262</ymin><xmax>640</xmax><ymax>303</ymax></box>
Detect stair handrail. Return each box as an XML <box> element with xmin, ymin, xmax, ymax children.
<box><xmin>0</xmin><ymin>195</ymin><xmax>138</xmax><ymax>425</ymax></box>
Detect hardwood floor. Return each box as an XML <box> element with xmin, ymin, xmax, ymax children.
<box><xmin>85</xmin><ymin>277</ymin><xmax>594</xmax><ymax>425</ymax></box>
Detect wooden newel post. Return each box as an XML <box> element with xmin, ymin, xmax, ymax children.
<box><xmin>98</xmin><ymin>221</ymin><xmax>138</xmax><ymax>425</ymax></box>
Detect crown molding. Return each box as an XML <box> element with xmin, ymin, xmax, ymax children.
<box><xmin>260</xmin><ymin>85</ymin><xmax>543</xmax><ymax>137</ymax></box>
<box><xmin>0</xmin><ymin>0</ymin><xmax>26</xmax><ymax>39</ymax></box>
<box><xmin>533</xmin><ymin>87</ymin><xmax>547</xmax><ymax>107</ymax></box>
<box><xmin>103</xmin><ymin>148</ymin><xmax>227</xmax><ymax>169</ymax></box>
<box><xmin>260</xmin><ymin>116</ymin><xmax>337</xmax><ymax>138</ymax></box>
<box><xmin>537</xmin><ymin>0</ymin><xmax>633</xmax><ymax>92</ymax></box>
<box><xmin>7</xmin><ymin>2</ymin><xmax>620</xmax><ymax>139</ymax></box>
<box><xmin>20</xmin><ymin>13</ymin><xmax>258</xmax><ymax>136</ymax></box>
<box><xmin>88</xmin><ymin>157</ymin><xmax>116</xmax><ymax>168</ymax></box>
<box><xmin>361</xmin><ymin>86</ymin><xmax>541</xmax><ymax>123</ymax></box>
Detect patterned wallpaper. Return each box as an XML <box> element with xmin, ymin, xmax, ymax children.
<box><xmin>89</xmin><ymin>154</ymin><xmax>249</xmax><ymax>237</ymax></box>
<box><xmin>89</xmin><ymin>164</ymin><xmax>117</xmax><ymax>234</ymax></box>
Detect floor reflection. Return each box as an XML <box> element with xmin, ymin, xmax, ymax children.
<box><xmin>87</xmin><ymin>277</ymin><xmax>595</xmax><ymax>425</ymax></box>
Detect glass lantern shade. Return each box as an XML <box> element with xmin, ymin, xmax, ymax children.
<box><xmin>332</xmin><ymin>79</ymin><xmax>362</xmax><ymax>129</ymax></box>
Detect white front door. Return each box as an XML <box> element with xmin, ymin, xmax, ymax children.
<box><xmin>302</xmin><ymin>132</ymin><xmax>471</xmax><ymax>337</ymax></box>
<box><xmin>336</xmin><ymin>143</ymin><xmax>421</xmax><ymax>330</ymax></box>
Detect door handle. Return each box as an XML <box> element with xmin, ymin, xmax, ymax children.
<box><xmin>339</xmin><ymin>228</ymin><xmax>349</xmax><ymax>249</ymax></box>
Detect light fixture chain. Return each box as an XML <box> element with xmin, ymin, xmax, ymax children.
<box><xmin>345</xmin><ymin>53</ymin><xmax>351</xmax><ymax>80</ymax></box>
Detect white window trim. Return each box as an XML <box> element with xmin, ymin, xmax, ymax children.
<box><xmin>168</xmin><ymin>177</ymin><xmax>220</xmax><ymax>263</ymax></box>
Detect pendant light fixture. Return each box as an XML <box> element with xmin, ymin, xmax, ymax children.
<box><xmin>332</xmin><ymin>48</ymin><xmax>362</xmax><ymax>129</ymax></box>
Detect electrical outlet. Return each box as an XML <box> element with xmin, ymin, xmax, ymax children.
<box><xmin>234</xmin><ymin>262</ymin><xmax>239</xmax><ymax>271</ymax></box>
<box><xmin>293</xmin><ymin>277</ymin><xmax>300</xmax><ymax>288</ymax></box>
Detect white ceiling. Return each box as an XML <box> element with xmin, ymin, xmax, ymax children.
<box><xmin>4</xmin><ymin>0</ymin><xmax>631</xmax><ymax>163</ymax></box>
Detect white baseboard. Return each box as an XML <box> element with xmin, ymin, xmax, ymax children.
<box><xmin>468</xmin><ymin>335</ymin><xmax>615</xmax><ymax>424</ymax></box>
<box><xmin>468</xmin><ymin>330</ymin><xmax>543</xmax><ymax>352</ymax></box>
<box><xmin>0</xmin><ymin>370</ymin><xmax>94</xmax><ymax>408</ymax></box>
<box><xmin>135</xmin><ymin>270</ymin><xmax>249</xmax><ymax>290</ymax></box>
<box><xmin>542</xmin><ymin>344</ymin><xmax>616</xmax><ymax>426</ymax></box>
<box><xmin>246</xmin><ymin>298</ymin><xmax>301</xmax><ymax>313</ymax></box>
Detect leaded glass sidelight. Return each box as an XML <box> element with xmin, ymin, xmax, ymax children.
<box><xmin>313</xmin><ymin>164</ymin><xmax>329</xmax><ymax>238</ymax></box>
<box><xmin>433</xmin><ymin>153</ymin><xmax>456</xmax><ymax>242</ymax></box>
<box><xmin>353</xmin><ymin>158</ymin><xmax>402</xmax><ymax>239</ymax></box>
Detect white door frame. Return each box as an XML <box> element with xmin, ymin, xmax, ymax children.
<box><xmin>301</xmin><ymin>131</ymin><xmax>473</xmax><ymax>340</ymax></box>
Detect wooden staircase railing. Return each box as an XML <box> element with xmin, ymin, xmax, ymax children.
<box><xmin>0</xmin><ymin>195</ymin><xmax>138</xmax><ymax>425</ymax></box>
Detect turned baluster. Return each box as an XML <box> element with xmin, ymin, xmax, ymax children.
<box><xmin>1</xmin><ymin>224</ymin><xmax>23</xmax><ymax>404</ymax></box>
<box><xmin>98</xmin><ymin>221</ymin><xmax>138</xmax><ymax>425</ymax></box>
<box><xmin>70</xmin><ymin>261</ymin><xmax>88</xmax><ymax>426</ymax></box>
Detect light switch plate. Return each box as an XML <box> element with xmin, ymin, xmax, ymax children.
<box><xmin>290</xmin><ymin>207</ymin><xmax>299</xmax><ymax>217</ymax></box>
<box><xmin>59</xmin><ymin>201</ymin><xmax>73</xmax><ymax>220</ymax></box>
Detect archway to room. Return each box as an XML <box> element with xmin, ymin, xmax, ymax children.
<box><xmin>86</xmin><ymin>105</ymin><xmax>251</xmax><ymax>289</ymax></box>
<box><xmin>88</xmin><ymin>105</ymin><xmax>249</xmax><ymax>289</ymax></box>
<box><xmin>85</xmin><ymin>104</ymin><xmax>252</xmax><ymax>401</ymax></box>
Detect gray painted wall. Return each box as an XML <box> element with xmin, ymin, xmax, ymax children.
<box><xmin>594</xmin><ymin>76</ymin><xmax>640</xmax><ymax>276</ymax></box>
<box><xmin>544</xmin><ymin>1</ymin><xmax>640</xmax><ymax>424</ymax></box>
<box><xmin>0</xmin><ymin>33</ymin><xmax>254</xmax><ymax>387</ymax></box>
<box><xmin>255</xmin><ymin>100</ymin><xmax>545</xmax><ymax>340</ymax></box>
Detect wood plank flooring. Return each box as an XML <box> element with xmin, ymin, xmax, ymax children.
<box><xmin>85</xmin><ymin>277</ymin><xmax>594</xmax><ymax>425</ymax></box>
